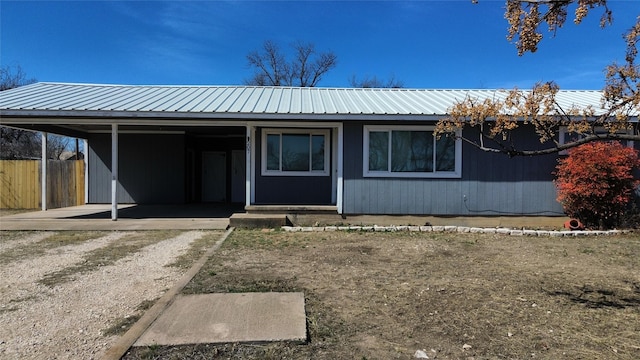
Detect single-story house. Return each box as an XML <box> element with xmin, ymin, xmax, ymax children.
<box><xmin>0</xmin><ymin>82</ymin><xmax>610</xmax><ymax>219</ymax></box>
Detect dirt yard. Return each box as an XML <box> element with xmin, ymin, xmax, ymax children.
<box><xmin>0</xmin><ymin>229</ymin><xmax>222</xmax><ymax>360</ymax></box>
<box><xmin>124</xmin><ymin>229</ymin><xmax>640</xmax><ymax>360</ymax></box>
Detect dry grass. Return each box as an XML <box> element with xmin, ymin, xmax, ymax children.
<box><xmin>102</xmin><ymin>299</ymin><xmax>157</xmax><ymax>337</ymax></box>
<box><xmin>166</xmin><ymin>231</ymin><xmax>223</xmax><ymax>269</ymax></box>
<box><xmin>124</xmin><ymin>230</ymin><xmax>640</xmax><ymax>359</ymax></box>
<box><xmin>0</xmin><ymin>231</ymin><xmax>107</xmax><ymax>265</ymax></box>
<box><xmin>39</xmin><ymin>230</ymin><xmax>182</xmax><ymax>287</ymax></box>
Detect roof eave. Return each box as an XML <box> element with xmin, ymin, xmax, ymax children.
<box><xmin>0</xmin><ymin>109</ymin><xmax>447</xmax><ymax>123</ymax></box>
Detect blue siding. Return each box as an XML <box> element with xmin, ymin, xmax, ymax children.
<box><xmin>343</xmin><ymin>122</ymin><xmax>564</xmax><ymax>215</ymax></box>
<box><xmin>254</xmin><ymin>128</ymin><xmax>333</xmax><ymax>205</ymax></box>
<box><xmin>88</xmin><ymin>134</ymin><xmax>185</xmax><ymax>204</ymax></box>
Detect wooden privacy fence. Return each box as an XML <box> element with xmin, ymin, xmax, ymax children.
<box><xmin>0</xmin><ymin>160</ymin><xmax>85</xmax><ymax>209</ymax></box>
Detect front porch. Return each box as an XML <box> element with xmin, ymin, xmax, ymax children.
<box><xmin>0</xmin><ymin>203</ymin><xmax>570</xmax><ymax>231</ymax></box>
<box><xmin>0</xmin><ymin>204</ymin><xmax>237</xmax><ymax>231</ymax></box>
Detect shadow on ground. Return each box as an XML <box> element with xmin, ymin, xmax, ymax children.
<box><xmin>68</xmin><ymin>204</ymin><xmax>244</xmax><ymax>219</ymax></box>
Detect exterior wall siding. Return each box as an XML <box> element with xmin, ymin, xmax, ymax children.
<box><xmin>343</xmin><ymin>122</ymin><xmax>564</xmax><ymax>215</ymax></box>
<box><xmin>88</xmin><ymin>134</ymin><xmax>185</xmax><ymax>204</ymax></box>
<box><xmin>254</xmin><ymin>127</ymin><xmax>333</xmax><ymax>205</ymax></box>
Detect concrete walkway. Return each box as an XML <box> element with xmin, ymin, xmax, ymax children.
<box><xmin>134</xmin><ymin>292</ymin><xmax>307</xmax><ymax>346</ymax></box>
<box><xmin>100</xmin><ymin>227</ymin><xmax>306</xmax><ymax>360</ymax></box>
<box><xmin>0</xmin><ymin>204</ymin><xmax>231</xmax><ymax>230</ymax></box>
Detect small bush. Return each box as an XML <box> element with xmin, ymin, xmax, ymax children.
<box><xmin>554</xmin><ymin>141</ymin><xmax>640</xmax><ymax>229</ymax></box>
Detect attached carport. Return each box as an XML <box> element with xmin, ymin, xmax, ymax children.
<box><xmin>2</xmin><ymin>118</ymin><xmax>250</xmax><ymax>221</ymax></box>
<box><xmin>81</xmin><ymin>122</ymin><xmax>250</xmax><ymax>219</ymax></box>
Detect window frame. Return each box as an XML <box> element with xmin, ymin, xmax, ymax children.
<box><xmin>559</xmin><ymin>126</ymin><xmax>634</xmax><ymax>155</ymax></box>
<box><xmin>261</xmin><ymin>128</ymin><xmax>331</xmax><ymax>176</ymax></box>
<box><xmin>363</xmin><ymin>125</ymin><xmax>462</xmax><ymax>178</ymax></box>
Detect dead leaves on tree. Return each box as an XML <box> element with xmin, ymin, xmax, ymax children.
<box><xmin>439</xmin><ymin>1</ymin><xmax>639</xmax><ymax>155</ymax></box>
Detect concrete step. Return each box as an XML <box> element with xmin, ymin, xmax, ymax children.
<box><xmin>229</xmin><ymin>213</ymin><xmax>288</xmax><ymax>228</ymax></box>
<box><xmin>245</xmin><ymin>205</ymin><xmax>338</xmax><ymax>214</ymax></box>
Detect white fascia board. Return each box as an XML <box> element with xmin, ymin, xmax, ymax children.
<box><xmin>0</xmin><ymin>116</ymin><xmax>249</xmax><ymax>127</ymax></box>
<box><xmin>10</xmin><ymin>111</ymin><xmax>636</xmax><ymax>128</ymax></box>
<box><xmin>0</xmin><ymin>109</ymin><xmax>447</xmax><ymax>122</ymax></box>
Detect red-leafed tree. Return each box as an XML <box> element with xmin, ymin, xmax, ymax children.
<box><xmin>554</xmin><ymin>142</ymin><xmax>640</xmax><ymax>229</ymax></box>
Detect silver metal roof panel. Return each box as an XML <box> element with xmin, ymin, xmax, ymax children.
<box><xmin>0</xmin><ymin>82</ymin><xmax>614</xmax><ymax>120</ymax></box>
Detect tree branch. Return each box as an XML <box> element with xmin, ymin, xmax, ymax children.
<box><xmin>461</xmin><ymin>132</ymin><xmax>639</xmax><ymax>157</ymax></box>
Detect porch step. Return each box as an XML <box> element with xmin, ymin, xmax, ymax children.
<box><xmin>244</xmin><ymin>205</ymin><xmax>338</xmax><ymax>214</ymax></box>
<box><xmin>229</xmin><ymin>213</ymin><xmax>289</xmax><ymax>229</ymax></box>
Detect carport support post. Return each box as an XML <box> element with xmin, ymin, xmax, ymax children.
<box><xmin>41</xmin><ymin>132</ymin><xmax>47</xmax><ymax>211</ymax></box>
<box><xmin>111</xmin><ymin>124</ymin><xmax>118</xmax><ymax>221</ymax></box>
<box><xmin>83</xmin><ymin>139</ymin><xmax>89</xmax><ymax>204</ymax></box>
<box><xmin>245</xmin><ymin>125</ymin><xmax>252</xmax><ymax>208</ymax></box>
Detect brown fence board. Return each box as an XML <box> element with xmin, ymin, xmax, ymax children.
<box><xmin>0</xmin><ymin>160</ymin><xmax>84</xmax><ymax>209</ymax></box>
<box><xmin>0</xmin><ymin>160</ymin><xmax>40</xmax><ymax>209</ymax></box>
<box><xmin>76</xmin><ymin>160</ymin><xmax>85</xmax><ymax>205</ymax></box>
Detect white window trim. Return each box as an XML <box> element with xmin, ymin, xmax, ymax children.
<box><xmin>363</xmin><ymin>125</ymin><xmax>462</xmax><ymax>178</ymax></box>
<box><xmin>261</xmin><ymin>128</ymin><xmax>330</xmax><ymax>176</ymax></box>
<box><xmin>559</xmin><ymin>126</ymin><xmax>634</xmax><ymax>155</ymax></box>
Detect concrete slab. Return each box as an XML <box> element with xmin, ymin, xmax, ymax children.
<box><xmin>0</xmin><ymin>204</ymin><xmax>231</xmax><ymax>230</ymax></box>
<box><xmin>0</xmin><ymin>218</ymin><xmax>229</xmax><ymax>231</ymax></box>
<box><xmin>134</xmin><ymin>292</ymin><xmax>307</xmax><ymax>346</ymax></box>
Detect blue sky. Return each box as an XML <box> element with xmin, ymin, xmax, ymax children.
<box><xmin>1</xmin><ymin>1</ymin><xmax>637</xmax><ymax>89</ymax></box>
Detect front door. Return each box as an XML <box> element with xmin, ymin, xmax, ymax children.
<box><xmin>202</xmin><ymin>151</ymin><xmax>226</xmax><ymax>202</ymax></box>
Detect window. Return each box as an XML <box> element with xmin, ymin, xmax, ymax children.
<box><xmin>262</xmin><ymin>129</ymin><xmax>330</xmax><ymax>176</ymax></box>
<box><xmin>559</xmin><ymin>126</ymin><xmax>634</xmax><ymax>155</ymax></box>
<box><xmin>364</xmin><ymin>125</ymin><xmax>461</xmax><ymax>178</ymax></box>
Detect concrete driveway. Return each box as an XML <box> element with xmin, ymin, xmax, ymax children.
<box><xmin>0</xmin><ymin>204</ymin><xmax>234</xmax><ymax>230</ymax></box>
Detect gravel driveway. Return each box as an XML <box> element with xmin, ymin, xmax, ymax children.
<box><xmin>0</xmin><ymin>230</ymin><xmax>210</xmax><ymax>360</ymax></box>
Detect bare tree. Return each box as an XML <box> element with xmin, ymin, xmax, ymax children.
<box><xmin>47</xmin><ymin>135</ymin><xmax>71</xmax><ymax>160</ymax></box>
<box><xmin>1</xmin><ymin>66</ymin><xmax>75</xmax><ymax>160</ymax></box>
<box><xmin>349</xmin><ymin>74</ymin><xmax>404</xmax><ymax>88</ymax></box>
<box><xmin>0</xmin><ymin>126</ymin><xmax>41</xmax><ymax>159</ymax></box>
<box><xmin>435</xmin><ymin>0</ymin><xmax>640</xmax><ymax>156</ymax></box>
<box><xmin>1</xmin><ymin>65</ymin><xmax>41</xmax><ymax>159</ymax></box>
<box><xmin>245</xmin><ymin>40</ymin><xmax>337</xmax><ymax>87</ymax></box>
<box><xmin>0</xmin><ymin>65</ymin><xmax>36</xmax><ymax>91</ymax></box>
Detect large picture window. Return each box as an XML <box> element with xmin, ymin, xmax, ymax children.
<box><xmin>262</xmin><ymin>129</ymin><xmax>330</xmax><ymax>176</ymax></box>
<box><xmin>559</xmin><ymin>126</ymin><xmax>634</xmax><ymax>155</ymax></box>
<box><xmin>364</xmin><ymin>125</ymin><xmax>461</xmax><ymax>178</ymax></box>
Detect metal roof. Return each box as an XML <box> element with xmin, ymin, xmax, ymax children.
<box><xmin>0</xmin><ymin>82</ymin><xmax>607</xmax><ymax>120</ymax></box>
